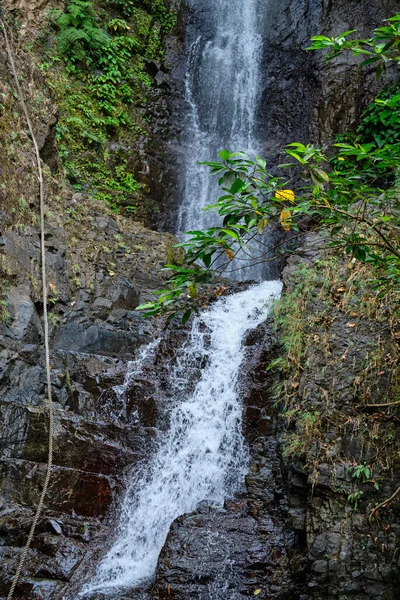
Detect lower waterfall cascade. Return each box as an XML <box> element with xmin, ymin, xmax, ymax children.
<box><xmin>81</xmin><ymin>280</ymin><xmax>282</xmax><ymax>595</ymax></box>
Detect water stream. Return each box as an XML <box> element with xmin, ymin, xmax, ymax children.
<box><xmin>82</xmin><ymin>281</ymin><xmax>281</xmax><ymax>595</ymax></box>
<box><xmin>177</xmin><ymin>0</ymin><xmax>265</xmax><ymax>281</ymax></box>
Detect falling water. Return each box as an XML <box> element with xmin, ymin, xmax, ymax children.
<box><xmin>177</xmin><ymin>0</ymin><xmax>265</xmax><ymax>280</ymax></box>
<box><xmin>81</xmin><ymin>281</ymin><xmax>282</xmax><ymax>595</ymax></box>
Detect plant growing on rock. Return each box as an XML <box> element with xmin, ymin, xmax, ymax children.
<box><xmin>54</xmin><ymin>0</ymin><xmax>110</xmax><ymax>63</ymax></box>
<box><xmin>40</xmin><ymin>0</ymin><xmax>176</xmax><ymax>214</ymax></box>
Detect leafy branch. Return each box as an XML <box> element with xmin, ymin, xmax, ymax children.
<box><xmin>307</xmin><ymin>14</ymin><xmax>400</xmax><ymax>78</ymax></box>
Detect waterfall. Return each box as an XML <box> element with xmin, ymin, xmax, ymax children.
<box><xmin>79</xmin><ymin>2</ymin><xmax>278</xmax><ymax>596</ymax></box>
<box><xmin>177</xmin><ymin>0</ymin><xmax>265</xmax><ymax>280</ymax></box>
<box><xmin>81</xmin><ymin>281</ymin><xmax>281</xmax><ymax>595</ymax></box>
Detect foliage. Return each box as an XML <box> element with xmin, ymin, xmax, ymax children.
<box><xmin>40</xmin><ymin>0</ymin><xmax>176</xmax><ymax>213</ymax></box>
<box><xmin>54</xmin><ymin>0</ymin><xmax>110</xmax><ymax>63</ymax></box>
<box><xmin>105</xmin><ymin>0</ymin><xmax>177</xmax><ymax>32</ymax></box>
<box><xmin>137</xmin><ymin>142</ymin><xmax>400</xmax><ymax>320</ymax></box>
<box><xmin>0</xmin><ymin>299</ymin><xmax>11</xmax><ymax>323</ymax></box>
<box><xmin>281</xmin><ymin>409</ymin><xmax>321</xmax><ymax>459</ymax></box>
<box><xmin>357</xmin><ymin>85</ymin><xmax>400</xmax><ymax>149</ymax></box>
<box><xmin>350</xmin><ymin>463</ymin><xmax>380</xmax><ymax>490</ymax></box>
<box><xmin>347</xmin><ymin>490</ymin><xmax>364</xmax><ymax>510</ymax></box>
<box><xmin>307</xmin><ymin>14</ymin><xmax>400</xmax><ymax>79</ymax></box>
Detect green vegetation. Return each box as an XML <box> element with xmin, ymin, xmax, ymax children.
<box><xmin>269</xmin><ymin>255</ymin><xmax>399</xmax><ymax>510</ymax></box>
<box><xmin>0</xmin><ymin>299</ymin><xmax>11</xmax><ymax>323</ymax></box>
<box><xmin>39</xmin><ymin>0</ymin><xmax>176</xmax><ymax>214</ymax></box>
<box><xmin>307</xmin><ymin>14</ymin><xmax>400</xmax><ymax>78</ymax></box>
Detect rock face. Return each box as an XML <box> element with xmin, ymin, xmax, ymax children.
<box><xmin>258</xmin><ymin>0</ymin><xmax>400</xmax><ymax>160</ymax></box>
<box><xmin>277</xmin><ymin>236</ymin><xmax>400</xmax><ymax>600</ymax></box>
<box><xmin>154</xmin><ymin>0</ymin><xmax>400</xmax><ymax>227</ymax></box>
<box><xmin>0</xmin><ymin>21</ymin><xmax>181</xmax><ymax>599</ymax></box>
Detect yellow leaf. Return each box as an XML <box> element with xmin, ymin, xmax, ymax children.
<box><xmin>255</xmin><ymin>210</ymin><xmax>262</xmax><ymax>215</ymax></box>
<box><xmin>225</xmin><ymin>248</ymin><xmax>234</xmax><ymax>261</ymax></box>
<box><xmin>167</xmin><ymin>584</ymin><xmax>171</xmax><ymax>595</ymax></box>
<box><xmin>338</xmin><ymin>157</ymin><xmax>345</xmax><ymax>161</ymax></box>
<box><xmin>114</xmin><ymin>25</ymin><xmax>117</xmax><ymax>30</ymax></box>
<box><xmin>321</xmin><ymin>197</ymin><xmax>332</xmax><ymax>208</ymax></box>
<box><xmin>257</xmin><ymin>218</ymin><xmax>268</xmax><ymax>234</ymax></box>
<box><xmin>275</xmin><ymin>189</ymin><xmax>295</xmax><ymax>203</ymax></box>
<box><xmin>188</xmin><ymin>283</ymin><xmax>197</xmax><ymax>298</ymax></box>
<box><xmin>254</xmin><ymin>590</ymin><xmax>262</xmax><ymax>596</ymax></box>
<box><xmin>280</xmin><ymin>208</ymin><xmax>292</xmax><ymax>232</ymax></box>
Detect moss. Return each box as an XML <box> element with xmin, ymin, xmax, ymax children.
<box><xmin>36</xmin><ymin>0</ymin><xmax>177</xmax><ymax>217</ymax></box>
<box><xmin>273</xmin><ymin>251</ymin><xmax>400</xmax><ymax>479</ymax></box>
<box><xmin>0</xmin><ymin>299</ymin><xmax>11</xmax><ymax>323</ymax></box>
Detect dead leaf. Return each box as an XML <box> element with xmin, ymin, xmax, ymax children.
<box><xmin>320</xmin><ymin>197</ymin><xmax>332</xmax><ymax>208</ymax></box>
<box><xmin>257</xmin><ymin>218</ymin><xmax>268</xmax><ymax>234</ymax></box>
<box><xmin>346</xmin><ymin>322</ymin><xmax>356</xmax><ymax>328</ymax></box>
<box><xmin>188</xmin><ymin>283</ymin><xmax>197</xmax><ymax>298</ymax></box>
<box><xmin>280</xmin><ymin>208</ymin><xmax>292</xmax><ymax>232</ymax></box>
<box><xmin>215</xmin><ymin>286</ymin><xmax>227</xmax><ymax>296</ymax></box>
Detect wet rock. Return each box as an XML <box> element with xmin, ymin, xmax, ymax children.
<box><xmin>48</xmin><ymin>520</ymin><xmax>62</xmax><ymax>535</ymax></box>
<box><xmin>150</xmin><ymin>320</ymin><xmax>304</xmax><ymax>599</ymax></box>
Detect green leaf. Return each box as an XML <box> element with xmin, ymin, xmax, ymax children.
<box><xmin>221</xmin><ymin>229</ymin><xmax>240</xmax><ymax>240</ymax></box>
<box><xmin>313</xmin><ymin>168</ymin><xmax>330</xmax><ymax>182</ymax></box>
<box><xmin>136</xmin><ymin>302</ymin><xmax>156</xmax><ymax>311</ymax></box>
<box><xmin>181</xmin><ymin>309</ymin><xmax>192</xmax><ymax>325</ymax></box>
<box><xmin>376</xmin><ymin>63</ymin><xmax>384</xmax><ymax>79</ymax></box>
<box><xmin>219</xmin><ymin>149</ymin><xmax>231</xmax><ymax>161</ymax></box>
<box><xmin>230</xmin><ymin>178</ymin><xmax>246</xmax><ymax>194</ymax></box>
<box><xmin>285</xmin><ymin>150</ymin><xmax>306</xmax><ymax>164</ymax></box>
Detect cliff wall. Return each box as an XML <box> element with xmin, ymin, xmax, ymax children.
<box><xmin>0</xmin><ymin>1</ymin><xmax>398</xmax><ymax>599</ymax></box>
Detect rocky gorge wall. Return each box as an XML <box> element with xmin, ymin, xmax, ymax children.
<box><xmin>0</xmin><ymin>6</ymin><xmax>184</xmax><ymax>596</ymax></box>
<box><xmin>0</xmin><ymin>0</ymin><xmax>399</xmax><ymax>599</ymax></box>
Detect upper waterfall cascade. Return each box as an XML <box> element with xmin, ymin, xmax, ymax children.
<box><xmin>177</xmin><ymin>0</ymin><xmax>265</xmax><ymax>280</ymax></box>
<box><xmin>82</xmin><ymin>281</ymin><xmax>282</xmax><ymax>595</ymax></box>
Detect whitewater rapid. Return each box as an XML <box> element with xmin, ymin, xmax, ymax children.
<box><xmin>81</xmin><ymin>280</ymin><xmax>281</xmax><ymax>595</ymax></box>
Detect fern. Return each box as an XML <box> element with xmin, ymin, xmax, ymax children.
<box><xmin>57</xmin><ymin>28</ymin><xmax>89</xmax><ymax>59</ymax></box>
<box><xmin>55</xmin><ymin>0</ymin><xmax>109</xmax><ymax>62</ymax></box>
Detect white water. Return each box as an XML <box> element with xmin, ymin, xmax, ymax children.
<box><xmin>177</xmin><ymin>0</ymin><xmax>265</xmax><ymax>280</ymax></box>
<box><xmin>82</xmin><ymin>281</ymin><xmax>281</xmax><ymax>595</ymax></box>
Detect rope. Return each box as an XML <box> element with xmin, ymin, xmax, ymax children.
<box><xmin>0</xmin><ymin>15</ymin><xmax>54</xmax><ymax>600</ymax></box>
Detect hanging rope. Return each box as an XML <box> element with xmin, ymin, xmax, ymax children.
<box><xmin>0</xmin><ymin>14</ymin><xmax>54</xmax><ymax>600</ymax></box>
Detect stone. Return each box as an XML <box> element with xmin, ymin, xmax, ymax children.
<box><xmin>314</xmin><ymin>560</ymin><xmax>328</xmax><ymax>575</ymax></box>
<box><xmin>48</xmin><ymin>520</ymin><xmax>62</xmax><ymax>535</ymax></box>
